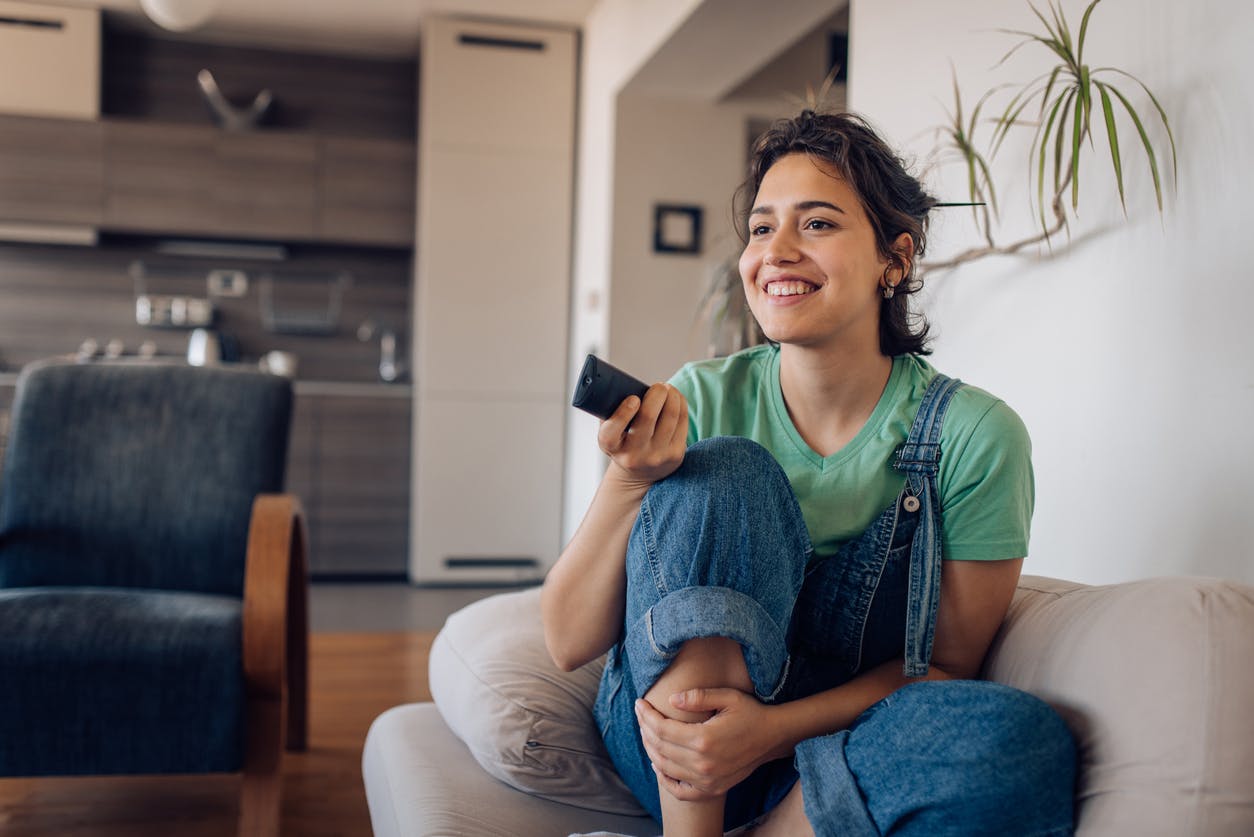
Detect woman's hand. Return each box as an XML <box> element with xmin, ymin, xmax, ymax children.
<box><xmin>598</xmin><ymin>384</ymin><xmax>688</xmax><ymax>491</ymax></box>
<box><xmin>635</xmin><ymin>689</ymin><xmax>787</xmax><ymax>802</ymax></box>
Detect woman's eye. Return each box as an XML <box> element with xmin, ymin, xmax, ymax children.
<box><xmin>750</xmin><ymin>224</ymin><xmax>772</xmax><ymax>237</ymax></box>
<box><xmin>805</xmin><ymin>218</ymin><xmax>834</xmax><ymax>230</ymax></box>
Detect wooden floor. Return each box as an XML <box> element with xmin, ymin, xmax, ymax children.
<box><xmin>0</xmin><ymin>632</ymin><xmax>435</xmax><ymax>836</ymax></box>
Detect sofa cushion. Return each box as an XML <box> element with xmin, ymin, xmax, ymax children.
<box><xmin>428</xmin><ymin>586</ymin><xmax>645</xmax><ymax>815</ymax></box>
<box><xmin>983</xmin><ymin>575</ymin><xmax>1254</xmax><ymax>836</ymax></box>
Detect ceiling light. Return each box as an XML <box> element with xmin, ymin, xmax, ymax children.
<box><xmin>139</xmin><ymin>0</ymin><xmax>217</xmax><ymax>32</ymax></box>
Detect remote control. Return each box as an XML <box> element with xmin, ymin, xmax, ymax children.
<box><xmin>571</xmin><ymin>354</ymin><xmax>650</xmax><ymax>420</ymax></box>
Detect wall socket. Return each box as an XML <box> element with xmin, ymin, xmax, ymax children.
<box><xmin>207</xmin><ymin>269</ymin><xmax>248</xmax><ymax>297</ymax></box>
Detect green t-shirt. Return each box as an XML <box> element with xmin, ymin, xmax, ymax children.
<box><xmin>668</xmin><ymin>345</ymin><xmax>1033</xmax><ymax>561</ymax></box>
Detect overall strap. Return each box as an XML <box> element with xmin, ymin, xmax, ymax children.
<box><xmin>892</xmin><ymin>373</ymin><xmax>963</xmax><ymax>677</ymax></box>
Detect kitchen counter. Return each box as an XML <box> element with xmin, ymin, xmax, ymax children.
<box><xmin>0</xmin><ymin>370</ymin><xmax>411</xmax><ymax>399</ymax></box>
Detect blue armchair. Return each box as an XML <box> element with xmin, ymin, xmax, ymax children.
<box><xmin>0</xmin><ymin>358</ymin><xmax>308</xmax><ymax>837</ymax></box>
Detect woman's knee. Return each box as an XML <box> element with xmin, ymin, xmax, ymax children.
<box><xmin>628</xmin><ymin>436</ymin><xmax>811</xmax><ymax>593</ymax></box>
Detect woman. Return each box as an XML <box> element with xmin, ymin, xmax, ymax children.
<box><xmin>542</xmin><ymin>110</ymin><xmax>1076</xmax><ymax>837</ymax></box>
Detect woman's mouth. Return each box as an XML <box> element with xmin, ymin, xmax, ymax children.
<box><xmin>765</xmin><ymin>280</ymin><xmax>818</xmax><ymax>297</ymax></box>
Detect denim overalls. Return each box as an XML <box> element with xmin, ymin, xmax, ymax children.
<box><xmin>593</xmin><ymin>374</ymin><xmax>1076</xmax><ymax>836</ymax></box>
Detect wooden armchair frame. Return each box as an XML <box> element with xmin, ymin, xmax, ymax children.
<box><xmin>240</xmin><ymin>493</ymin><xmax>310</xmax><ymax>837</ymax></box>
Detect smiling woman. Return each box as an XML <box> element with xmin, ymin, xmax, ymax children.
<box><xmin>543</xmin><ymin>109</ymin><xmax>1077</xmax><ymax>837</ymax></box>
<box><xmin>735</xmin><ymin>111</ymin><xmax>937</xmax><ymax>358</ymax></box>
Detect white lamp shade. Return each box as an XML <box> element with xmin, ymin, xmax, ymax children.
<box><xmin>140</xmin><ymin>0</ymin><xmax>217</xmax><ymax>32</ymax></box>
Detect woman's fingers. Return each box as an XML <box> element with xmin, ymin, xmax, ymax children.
<box><xmin>597</xmin><ymin>394</ymin><xmax>641</xmax><ymax>453</ymax></box>
<box><xmin>598</xmin><ymin>384</ymin><xmax>687</xmax><ymax>484</ymax></box>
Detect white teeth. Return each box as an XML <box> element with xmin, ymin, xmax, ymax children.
<box><xmin>766</xmin><ymin>281</ymin><xmax>816</xmax><ymax>297</ymax></box>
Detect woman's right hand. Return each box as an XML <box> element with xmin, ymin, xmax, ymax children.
<box><xmin>598</xmin><ymin>383</ymin><xmax>688</xmax><ymax>491</ymax></box>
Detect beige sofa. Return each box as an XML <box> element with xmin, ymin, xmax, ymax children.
<box><xmin>362</xmin><ymin>575</ymin><xmax>1254</xmax><ymax>836</ymax></box>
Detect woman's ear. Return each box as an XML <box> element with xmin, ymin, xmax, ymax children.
<box><xmin>891</xmin><ymin>232</ymin><xmax>915</xmax><ymax>280</ymax></box>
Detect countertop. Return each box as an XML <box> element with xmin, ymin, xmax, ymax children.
<box><xmin>0</xmin><ymin>370</ymin><xmax>412</xmax><ymax>399</ymax></box>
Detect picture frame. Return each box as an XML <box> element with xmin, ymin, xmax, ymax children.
<box><xmin>652</xmin><ymin>204</ymin><xmax>703</xmax><ymax>255</ymax></box>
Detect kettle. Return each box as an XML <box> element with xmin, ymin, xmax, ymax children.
<box><xmin>186</xmin><ymin>328</ymin><xmax>221</xmax><ymax>366</ymax></box>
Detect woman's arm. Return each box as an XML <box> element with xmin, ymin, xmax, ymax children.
<box><xmin>541</xmin><ymin>383</ymin><xmax>689</xmax><ymax>672</ymax></box>
<box><xmin>636</xmin><ymin>557</ymin><xmax>1024</xmax><ymax>798</ymax></box>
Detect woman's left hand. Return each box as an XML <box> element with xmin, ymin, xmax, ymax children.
<box><xmin>635</xmin><ymin>689</ymin><xmax>785</xmax><ymax>802</ymax></box>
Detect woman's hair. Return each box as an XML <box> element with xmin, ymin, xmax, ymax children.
<box><xmin>735</xmin><ymin>110</ymin><xmax>937</xmax><ymax>356</ymax></box>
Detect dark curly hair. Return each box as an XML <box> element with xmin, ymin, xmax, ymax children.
<box><xmin>735</xmin><ymin>110</ymin><xmax>937</xmax><ymax>355</ymax></box>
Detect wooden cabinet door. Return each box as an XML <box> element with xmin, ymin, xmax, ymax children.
<box><xmin>104</xmin><ymin>120</ymin><xmax>319</xmax><ymax>241</ymax></box>
<box><xmin>316</xmin><ymin>136</ymin><xmax>415</xmax><ymax>246</ymax></box>
<box><xmin>103</xmin><ymin>120</ymin><xmax>219</xmax><ymax>235</ymax></box>
<box><xmin>0</xmin><ymin>115</ymin><xmax>103</xmax><ymax>226</ymax></box>
<box><xmin>292</xmin><ymin>393</ymin><xmax>411</xmax><ymax>577</ymax></box>
<box><xmin>216</xmin><ymin>131</ymin><xmax>318</xmax><ymax>240</ymax></box>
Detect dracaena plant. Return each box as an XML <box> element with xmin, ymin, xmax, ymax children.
<box><xmin>923</xmin><ymin>0</ymin><xmax>1178</xmax><ymax>274</ymax></box>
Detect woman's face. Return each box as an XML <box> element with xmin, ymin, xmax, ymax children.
<box><xmin>739</xmin><ymin>152</ymin><xmax>895</xmax><ymax>354</ymax></box>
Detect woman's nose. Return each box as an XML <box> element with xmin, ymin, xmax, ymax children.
<box><xmin>763</xmin><ymin>229</ymin><xmax>799</xmax><ymax>266</ymax></box>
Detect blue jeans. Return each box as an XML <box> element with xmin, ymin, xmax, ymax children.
<box><xmin>593</xmin><ymin>435</ymin><xmax>1076</xmax><ymax>836</ymax></box>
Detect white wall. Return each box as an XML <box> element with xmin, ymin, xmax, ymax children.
<box><xmin>849</xmin><ymin>0</ymin><xmax>1254</xmax><ymax>584</ymax></box>
<box><xmin>607</xmin><ymin>94</ymin><xmax>793</xmax><ymax>385</ymax></box>
<box><xmin>563</xmin><ymin>0</ymin><xmax>844</xmax><ymax>543</ymax></box>
<box><xmin>563</xmin><ymin>0</ymin><xmax>707</xmax><ymax>546</ymax></box>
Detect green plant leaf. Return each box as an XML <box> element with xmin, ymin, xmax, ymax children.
<box><xmin>1076</xmin><ymin>0</ymin><xmax>1103</xmax><ymax>68</ymax></box>
<box><xmin>1071</xmin><ymin>86</ymin><xmax>1084</xmax><ymax>208</ymax></box>
<box><xmin>1036</xmin><ymin>91</ymin><xmax>1068</xmax><ymax>233</ymax></box>
<box><xmin>1027</xmin><ymin>2</ymin><xmax>1058</xmax><ymax>43</ymax></box>
<box><xmin>1079</xmin><ymin>64</ymin><xmax>1094</xmax><ymax>147</ymax></box>
<box><xmin>1107</xmin><ymin>82</ymin><xmax>1166</xmax><ymax>211</ymax></box>
<box><xmin>1054</xmin><ymin>87</ymin><xmax>1076</xmax><ymax>196</ymax></box>
<box><xmin>1097</xmin><ymin>66</ymin><xmax>1179</xmax><ymax>185</ymax></box>
<box><xmin>1049</xmin><ymin>1</ymin><xmax>1074</xmax><ymax>58</ymax></box>
<box><xmin>1095</xmin><ymin>81</ymin><xmax>1126</xmax><ymax>213</ymax></box>
<box><xmin>990</xmin><ymin>74</ymin><xmax>1051</xmax><ymax>157</ymax></box>
<box><xmin>1000</xmin><ymin>27</ymin><xmax>1072</xmax><ymax>65</ymax></box>
<box><xmin>973</xmin><ymin>144</ymin><xmax>1000</xmax><ymax>218</ymax></box>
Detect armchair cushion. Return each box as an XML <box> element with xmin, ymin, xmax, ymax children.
<box><xmin>0</xmin><ymin>586</ymin><xmax>244</xmax><ymax>775</ymax></box>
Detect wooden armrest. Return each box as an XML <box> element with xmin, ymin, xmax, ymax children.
<box><xmin>242</xmin><ymin>493</ymin><xmax>310</xmax><ymax>752</ymax></box>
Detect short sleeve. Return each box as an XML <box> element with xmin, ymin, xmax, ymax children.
<box><xmin>667</xmin><ymin>363</ymin><xmax>701</xmax><ymax>446</ymax></box>
<box><xmin>937</xmin><ymin>397</ymin><xmax>1034</xmax><ymax>561</ymax></box>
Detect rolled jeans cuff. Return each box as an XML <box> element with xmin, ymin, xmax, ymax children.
<box><xmin>623</xmin><ymin>585</ymin><xmax>791</xmax><ymax>702</ymax></box>
<box><xmin>796</xmin><ymin>731</ymin><xmax>880</xmax><ymax>837</ymax></box>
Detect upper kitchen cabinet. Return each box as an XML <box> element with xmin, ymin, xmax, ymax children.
<box><xmin>0</xmin><ymin>1</ymin><xmax>100</xmax><ymax>120</ymax></box>
<box><xmin>316</xmin><ymin>137</ymin><xmax>416</xmax><ymax>247</ymax></box>
<box><xmin>0</xmin><ymin>115</ymin><xmax>103</xmax><ymax>227</ymax></box>
<box><xmin>103</xmin><ymin>121</ymin><xmax>320</xmax><ymax>241</ymax></box>
<box><xmin>93</xmin><ymin>25</ymin><xmax>417</xmax><ymax>247</ymax></box>
<box><xmin>102</xmin><ymin>120</ymin><xmax>217</xmax><ymax>235</ymax></box>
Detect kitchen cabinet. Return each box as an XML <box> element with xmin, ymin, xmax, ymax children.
<box><xmin>0</xmin><ymin>115</ymin><xmax>415</xmax><ymax>246</ymax></box>
<box><xmin>289</xmin><ymin>390</ymin><xmax>410</xmax><ymax>577</ymax></box>
<box><xmin>0</xmin><ymin>115</ymin><xmax>103</xmax><ymax>226</ymax></box>
<box><xmin>104</xmin><ymin>120</ymin><xmax>319</xmax><ymax>241</ymax></box>
<box><xmin>412</xmin><ymin>18</ymin><xmax>575</xmax><ymax>584</ymax></box>
<box><xmin>316</xmin><ymin>136</ymin><xmax>416</xmax><ymax>247</ymax></box>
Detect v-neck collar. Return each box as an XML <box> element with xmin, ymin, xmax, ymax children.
<box><xmin>766</xmin><ymin>348</ymin><xmax>905</xmax><ymax>471</ymax></box>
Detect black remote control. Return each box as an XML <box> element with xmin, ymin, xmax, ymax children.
<box><xmin>571</xmin><ymin>354</ymin><xmax>650</xmax><ymax>420</ymax></box>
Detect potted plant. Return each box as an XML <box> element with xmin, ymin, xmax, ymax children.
<box><xmin>697</xmin><ymin>0</ymin><xmax>1177</xmax><ymax>355</ymax></box>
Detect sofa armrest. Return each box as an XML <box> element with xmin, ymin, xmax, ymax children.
<box><xmin>982</xmin><ymin>574</ymin><xmax>1254</xmax><ymax>836</ymax></box>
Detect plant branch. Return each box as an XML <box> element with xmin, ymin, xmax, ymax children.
<box><xmin>922</xmin><ymin>171</ymin><xmax>1071</xmax><ymax>274</ymax></box>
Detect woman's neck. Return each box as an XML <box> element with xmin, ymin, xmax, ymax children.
<box><xmin>777</xmin><ymin>342</ymin><xmax>894</xmax><ymax>458</ymax></box>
